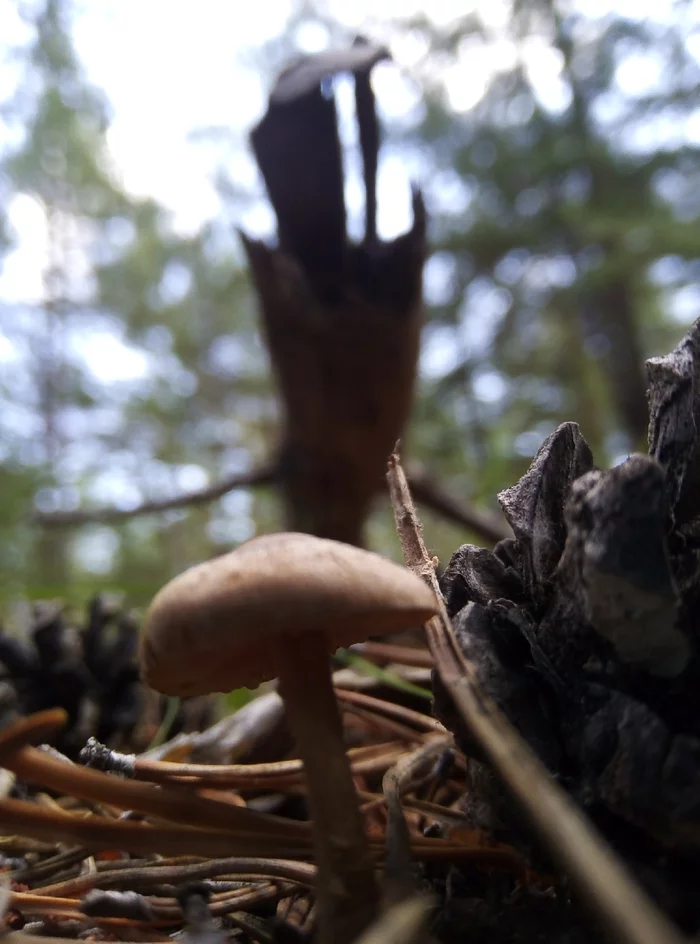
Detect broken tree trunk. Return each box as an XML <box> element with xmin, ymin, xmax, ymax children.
<box><xmin>241</xmin><ymin>43</ymin><xmax>426</xmax><ymax>547</ymax></box>
<box><xmin>435</xmin><ymin>316</ymin><xmax>700</xmax><ymax>931</ymax></box>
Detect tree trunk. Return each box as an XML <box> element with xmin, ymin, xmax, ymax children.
<box><xmin>242</xmin><ymin>50</ymin><xmax>426</xmax><ymax>546</ymax></box>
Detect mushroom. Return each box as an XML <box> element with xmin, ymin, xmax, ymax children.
<box><xmin>140</xmin><ymin>532</ymin><xmax>438</xmax><ymax>944</ymax></box>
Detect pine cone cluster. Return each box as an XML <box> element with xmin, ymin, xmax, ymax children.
<box><xmin>0</xmin><ymin>595</ymin><xmax>142</xmax><ymax>757</ymax></box>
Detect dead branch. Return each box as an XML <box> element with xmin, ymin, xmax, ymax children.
<box><xmin>32</xmin><ymin>462</ymin><xmax>278</xmax><ymax>528</ymax></box>
<box><xmin>243</xmin><ymin>49</ymin><xmax>426</xmax><ymax>547</ymax></box>
<box><xmin>32</xmin><ymin>457</ymin><xmax>508</xmax><ymax>550</ymax></box>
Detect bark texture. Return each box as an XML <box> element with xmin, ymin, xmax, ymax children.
<box><xmin>242</xmin><ymin>45</ymin><xmax>426</xmax><ymax>546</ymax></box>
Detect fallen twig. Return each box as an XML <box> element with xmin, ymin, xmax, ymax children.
<box><xmin>32</xmin><ymin>857</ymin><xmax>316</xmax><ymax>899</ymax></box>
<box><xmin>382</xmin><ymin>737</ymin><xmax>454</xmax><ymax>904</ymax></box>
<box><xmin>85</xmin><ymin>739</ymin><xmax>414</xmax><ymax>790</ymax></box>
<box><xmin>1</xmin><ymin>743</ymin><xmax>311</xmax><ymax>841</ymax></box>
<box><xmin>356</xmin><ymin>642</ymin><xmax>433</xmax><ymax>668</ymax></box>
<box><xmin>32</xmin><ymin>463</ymin><xmax>278</xmax><ymax>528</ymax></box>
<box><xmin>333</xmin><ymin>688</ymin><xmax>446</xmax><ymax>734</ymax></box>
<box><xmin>31</xmin><ymin>460</ymin><xmax>507</xmax><ymax>550</ymax></box>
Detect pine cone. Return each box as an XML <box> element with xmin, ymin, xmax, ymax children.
<box><xmin>0</xmin><ymin>595</ymin><xmax>142</xmax><ymax>757</ymax></box>
<box><xmin>436</xmin><ymin>317</ymin><xmax>700</xmax><ymax>928</ymax></box>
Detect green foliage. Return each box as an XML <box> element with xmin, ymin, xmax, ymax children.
<box><xmin>399</xmin><ymin>0</ymin><xmax>700</xmax><ymax>509</ymax></box>
<box><xmin>0</xmin><ymin>462</ymin><xmax>43</xmax><ymax>603</ymax></box>
<box><xmin>0</xmin><ymin>0</ymin><xmax>274</xmax><ymax>603</ymax></box>
<box><xmin>222</xmin><ymin>687</ymin><xmax>256</xmax><ymax>714</ymax></box>
<box><xmin>1</xmin><ymin>0</ymin><xmax>699</xmax><ymax>611</ymax></box>
<box><xmin>334</xmin><ymin>649</ymin><xmax>432</xmax><ymax>700</ymax></box>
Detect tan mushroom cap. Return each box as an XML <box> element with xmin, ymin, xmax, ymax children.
<box><xmin>141</xmin><ymin>532</ymin><xmax>438</xmax><ymax>697</ymax></box>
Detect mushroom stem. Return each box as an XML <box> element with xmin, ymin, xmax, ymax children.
<box><xmin>277</xmin><ymin>630</ymin><xmax>380</xmax><ymax>944</ymax></box>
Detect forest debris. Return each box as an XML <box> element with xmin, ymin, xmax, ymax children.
<box><xmin>355</xmin><ymin>642</ymin><xmax>434</xmax><ymax>669</ymax></box>
<box><xmin>35</xmin><ymin>859</ymin><xmax>315</xmax><ymax>900</ymax></box>
<box><xmin>269</xmin><ymin>41</ymin><xmax>390</xmax><ymax>105</ymax></box>
<box><xmin>387</xmin><ymin>450</ymin><xmax>686</xmax><ymax>944</ymax></box>
<box><xmin>382</xmin><ymin>737</ymin><xmax>453</xmax><ymax>905</ymax></box>
<box><xmin>333</xmin><ymin>688</ymin><xmax>445</xmax><ymax>734</ymax></box>
<box><xmin>0</xmin><ymin>797</ymin><xmax>311</xmax><ymax>859</ymax></box>
<box><xmin>140</xmin><ymin>689</ymin><xmax>287</xmax><ymax>765</ymax></box>
<box><xmin>0</xmin><ymin>742</ymin><xmax>311</xmax><ymax>842</ymax></box>
<box><xmin>0</xmin><ymin>688</ymin><xmax>536</xmax><ymax>944</ymax></box>
<box><xmin>80</xmin><ymin>890</ymin><xmax>156</xmax><ymax>922</ymax></box>
<box><xmin>83</xmin><ymin>737</ymin><xmax>417</xmax><ymax>790</ymax></box>
<box><xmin>426</xmin><ymin>318</ymin><xmax>700</xmax><ymax>936</ymax></box>
<box><xmin>244</xmin><ymin>46</ymin><xmax>425</xmax><ymax>545</ymax></box>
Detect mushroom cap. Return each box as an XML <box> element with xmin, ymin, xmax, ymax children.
<box><xmin>141</xmin><ymin>532</ymin><xmax>438</xmax><ymax>697</ymax></box>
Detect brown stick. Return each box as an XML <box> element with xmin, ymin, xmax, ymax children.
<box><xmin>35</xmin><ymin>857</ymin><xmax>316</xmax><ymax>899</ymax></box>
<box><xmin>0</xmin><ymin>797</ymin><xmax>310</xmax><ymax>859</ymax></box>
<box><xmin>129</xmin><ymin>741</ymin><xmax>409</xmax><ymax>789</ymax></box>
<box><xmin>382</xmin><ymin>736</ymin><xmax>453</xmax><ymax>904</ymax></box>
<box><xmin>1</xmin><ymin>744</ymin><xmax>310</xmax><ymax>841</ymax></box>
<box><xmin>333</xmin><ymin>688</ymin><xmax>445</xmax><ymax>734</ymax></box>
<box><xmin>0</xmin><ymin>791</ymin><xmax>564</xmax><ymax>866</ymax></box>
<box><xmin>30</xmin><ymin>455</ymin><xmax>505</xmax><ymax>548</ymax></box>
<box><xmin>32</xmin><ymin>462</ymin><xmax>278</xmax><ymax>527</ymax></box>
<box><xmin>386</xmin><ymin>451</ymin><xmax>686</xmax><ymax>944</ymax></box>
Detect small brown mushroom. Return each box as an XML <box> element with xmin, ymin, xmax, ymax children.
<box><xmin>140</xmin><ymin>532</ymin><xmax>438</xmax><ymax>944</ymax></box>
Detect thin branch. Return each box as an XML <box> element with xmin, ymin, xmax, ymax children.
<box><xmin>32</xmin><ymin>457</ymin><xmax>507</xmax><ymax>546</ymax></box>
<box><xmin>405</xmin><ymin>463</ymin><xmax>511</xmax><ymax>544</ymax></box>
<box><xmin>33</xmin><ymin>463</ymin><xmax>278</xmax><ymax>528</ymax></box>
<box><xmin>387</xmin><ymin>450</ymin><xmax>685</xmax><ymax>944</ymax></box>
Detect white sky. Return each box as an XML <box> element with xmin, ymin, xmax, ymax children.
<box><xmin>1</xmin><ymin>0</ymin><xmax>693</xmax><ymax>312</ymax></box>
<box><xmin>1</xmin><ymin>0</ymin><xmax>697</xmax><ymax>385</ymax></box>
<box><xmin>0</xmin><ymin>0</ymin><xmax>697</xmax><ymax>401</ymax></box>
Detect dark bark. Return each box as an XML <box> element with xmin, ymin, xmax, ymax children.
<box><xmin>243</xmin><ymin>47</ymin><xmax>426</xmax><ymax>547</ymax></box>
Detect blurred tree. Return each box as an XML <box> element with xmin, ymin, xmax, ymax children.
<box><xmin>0</xmin><ymin>0</ymin><xmax>276</xmax><ymax>604</ymax></box>
<box><xmin>392</xmin><ymin>0</ymin><xmax>700</xmax><ymax>510</ymax></box>
<box><xmin>1</xmin><ymin>0</ymin><xmax>699</xmax><ymax>605</ymax></box>
<box><xmin>224</xmin><ymin>0</ymin><xmax>700</xmax><ymax>558</ymax></box>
